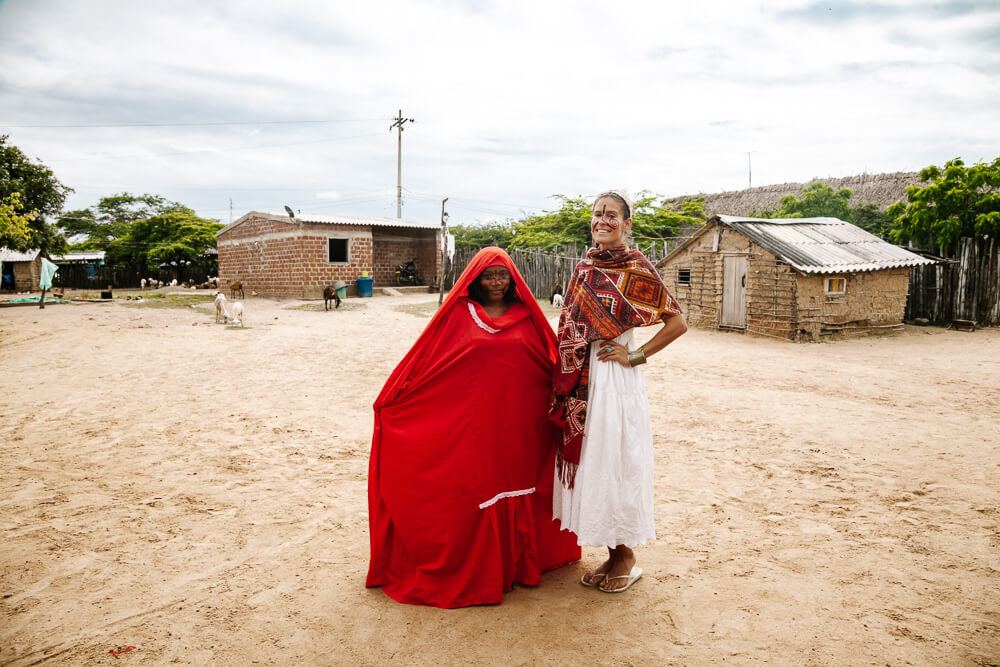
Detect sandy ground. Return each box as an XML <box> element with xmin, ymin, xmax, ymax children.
<box><xmin>1</xmin><ymin>291</ymin><xmax>998</xmax><ymax>666</ymax></box>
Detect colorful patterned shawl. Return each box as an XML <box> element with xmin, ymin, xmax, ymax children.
<box><xmin>549</xmin><ymin>246</ymin><xmax>682</xmax><ymax>488</ymax></box>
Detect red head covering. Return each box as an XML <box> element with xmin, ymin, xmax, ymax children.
<box><xmin>373</xmin><ymin>246</ymin><xmax>557</xmax><ymax>410</ymax></box>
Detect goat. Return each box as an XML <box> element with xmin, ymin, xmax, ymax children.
<box><xmin>552</xmin><ymin>293</ymin><xmax>564</xmax><ymax>308</ymax></box>
<box><xmin>229</xmin><ymin>301</ymin><xmax>244</xmax><ymax>327</ymax></box>
<box><xmin>140</xmin><ymin>278</ymin><xmax>147</xmax><ymax>290</ymax></box>
<box><xmin>214</xmin><ymin>291</ymin><xmax>230</xmax><ymax>324</ymax></box>
<box><xmin>229</xmin><ymin>280</ymin><xmax>245</xmax><ymax>300</ymax></box>
<box><xmin>323</xmin><ymin>285</ymin><xmax>342</xmax><ymax>311</ymax></box>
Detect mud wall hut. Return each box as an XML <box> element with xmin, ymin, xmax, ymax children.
<box><xmin>216</xmin><ymin>212</ymin><xmax>442</xmax><ymax>298</ymax></box>
<box><xmin>657</xmin><ymin>215</ymin><xmax>935</xmax><ymax>341</ymax></box>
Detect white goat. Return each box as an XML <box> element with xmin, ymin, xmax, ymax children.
<box><xmin>229</xmin><ymin>301</ymin><xmax>244</xmax><ymax>327</ymax></box>
<box><xmin>552</xmin><ymin>293</ymin><xmax>564</xmax><ymax>308</ymax></box>
<box><xmin>214</xmin><ymin>292</ymin><xmax>230</xmax><ymax>324</ymax></box>
<box><xmin>140</xmin><ymin>278</ymin><xmax>147</xmax><ymax>290</ymax></box>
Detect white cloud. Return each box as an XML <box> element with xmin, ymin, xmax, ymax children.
<box><xmin>0</xmin><ymin>0</ymin><xmax>997</xmax><ymax>225</ymax></box>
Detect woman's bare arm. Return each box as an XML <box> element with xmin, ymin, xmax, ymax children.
<box><xmin>596</xmin><ymin>314</ymin><xmax>688</xmax><ymax>366</ymax></box>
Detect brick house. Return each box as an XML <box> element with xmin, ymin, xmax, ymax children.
<box><xmin>657</xmin><ymin>215</ymin><xmax>935</xmax><ymax>341</ymax></box>
<box><xmin>215</xmin><ymin>211</ymin><xmax>442</xmax><ymax>297</ymax></box>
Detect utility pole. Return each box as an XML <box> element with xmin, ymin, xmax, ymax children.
<box><xmin>438</xmin><ymin>198</ymin><xmax>449</xmax><ymax>306</ymax></box>
<box><xmin>747</xmin><ymin>152</ymin><xmax>752</xmax><ymax>189</ymax></box>
<box><xmin>390</xmin><ymin>109</ymin><xmax>415</xmax><ymax>218</ymax></box>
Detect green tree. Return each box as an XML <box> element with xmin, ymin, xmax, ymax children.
<box><xmin>451</xmin><ymin>220</ymin><xmax>516</xmax><ymax>249</ymax></box>
<box><xmin>59</xmin><ymin>192</ymin><xmax>187</xmax><ymax>249</ymax></box>
<box><xmin>0</xmin><ymin>135</ymin><xmax>73</xmax><ymax>254</ymax></box>
<box><xmin>850</xmin><ymin>203</ymin><xmax>893</xmax><ymax>238</ymax></box>
<box><xmin>754</xmin><ymin>181</ymin><xmax>898</xmax><ymax>238</ymax></box>
<box><xmin>509</xmin><ymin>195</ymin><xmax>593</xmax><ymax>249</ymax></box>
<box><xmin>755</xmin><ymin>182</ymin><xmax>853</xmax><ymax>220</ymax></box>
<box><xmin>888</xmin><ymin>157</ymin><xmax>1000</xmax><ymax>252</ymax></box>
<box><xmin>629</xmin><ymin>192</ymin><xmax>705</xmax><ymax>245</ymax></box>
<box><xmin>0</xmin><ymin>192</ymin><xmax>35</xmax><ymax>249</ymax></box>
<box><xmin>105</xmin><ymin>209</ymin><xmax>222</xmax><ymax>270</ymax></box>
<box><xmin>507</xmin><ymin>192</ymin><xmax>704</xmax><ymax>250</ymax></box>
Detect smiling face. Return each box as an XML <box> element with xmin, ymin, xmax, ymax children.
<box><xmin>477</xmin><ymin>265</ymin><xmax>512</xmax><ymax>305</ymax></box>
<box><xmin>591</xmin><ymin>196</ymin><xmax>632</xmax><ymax>249</ymax></box>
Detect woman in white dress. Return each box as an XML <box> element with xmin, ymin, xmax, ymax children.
<box><xmin>550</xmin><ymin>190</ymin><xmax>687</xmax><ymax>593</ymax></box>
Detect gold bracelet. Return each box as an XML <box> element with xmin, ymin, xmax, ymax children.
<box><xmin>627</xmin><ymin>348</ymin><xmax>647</xmax><ymax>367</ymax></box>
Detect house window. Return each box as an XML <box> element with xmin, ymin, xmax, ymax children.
<box><xmin>825</xmin><ymin>277</ymin><xmax>846</xmax><ymax>295</ymax></box>
<box><xmin>328</xmin><ymin>238</ymin><xmax>349</xmax><ymax>263</ymax></box>
<box><xmin>677</xmin><ymin>268</ymin><xmax>692</xmax><ymax>286</ymax></box>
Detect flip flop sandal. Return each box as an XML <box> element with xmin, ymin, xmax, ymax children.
<box><xmin>599</xmin><ymin>566</ymin><xmax>642</xmax><ymax>593</ymax></box>
<box><xmin>580</xmin><ymin>571</ymin><xmax>607</xmax><ymax>587</ymax></box>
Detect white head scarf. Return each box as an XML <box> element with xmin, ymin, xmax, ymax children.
<box><xmin>593</xmin><ymin>189</ymin><xmax>634</xmax><ymax>220</ymax></box>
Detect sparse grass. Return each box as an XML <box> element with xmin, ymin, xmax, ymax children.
<box><xmin>287</xmin><ymin>301</ymin><xmax>367</xmax><ymax>312</ymax></box>
<box><xmin>122</xmin><ymin>293</ymin><xmax>215</xmax><ymax>309</ymax></box>
<box><xmin>392</xmin><ymin>301</ymin><xmax>440</xmax><ymax>317</ymax></box>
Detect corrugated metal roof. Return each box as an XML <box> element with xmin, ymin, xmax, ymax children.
<box><xmin>0</xmin><ymin>247</ymin><xmax>40</xmax><ymax>262</ymax></box>
<box><xmin>52</xmin><ymin>251</ymin><xmax>106</xmax><ymax>261</ymax></box>
<box><xmin>717</xmin><ymin>215</ymin><xmax>936</xmax><ymax>274</ymax></box>
<box><xmin>216</xmin><ymin>211</ymin><xmax>438</xmax><ymax>237</ymax></box>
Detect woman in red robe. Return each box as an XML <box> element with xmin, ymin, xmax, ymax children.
<box><xmin>366</xmin><ymin>247</ymin><xmax>581</xmax><ymax>608</ymax></box>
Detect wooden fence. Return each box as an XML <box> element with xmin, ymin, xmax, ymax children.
<box><xmin>906</xmin><ymin>237</ymin><xmax>1000</xmax><ymax>326</ymax></box>
<box><xmin>445</xmin><ymin>239</ymin><xmax>686</xmax><ymax>299</ymax></box>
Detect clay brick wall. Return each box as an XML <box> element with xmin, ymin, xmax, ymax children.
<box><xmin>217</xmin><ymin>216</ymin><xmax>373</xmax><ymax>297</ymax></box>
<box><xmin>371</xmin><ymin>228</ymin><xmax>439</xmax><ymax>286</ymax></box>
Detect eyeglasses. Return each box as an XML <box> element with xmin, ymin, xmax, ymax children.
<box><xmin>480</xmin><ymin>270</ymin><xmax>510</xmax><ymax>283</ymax></box>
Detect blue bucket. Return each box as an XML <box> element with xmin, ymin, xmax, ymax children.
<box><xmin>357</xmin><ymin>277</ymin><xmax>373</xmax><ymax>298</ymax></box>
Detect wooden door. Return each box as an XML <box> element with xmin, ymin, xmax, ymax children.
<box><xmin>722</xmin><ymin>256</ymin><xmax>747</xmax><ymax>328</ymax></box>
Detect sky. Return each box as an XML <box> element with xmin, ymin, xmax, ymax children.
<box><xmin>1</xmin><ymin>0</ymin><xmax>998</xmax><ymax>227</ymax></box>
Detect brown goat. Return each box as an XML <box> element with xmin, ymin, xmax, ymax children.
<box><xmin>323</xmin><ymin>285</ymin><xmax>342</xmax><ymax>310</ymax></box>
<box><xmin>229</xmin><ymin>280</ymin><xmax>245</xmax><ymax>300</ymax></box>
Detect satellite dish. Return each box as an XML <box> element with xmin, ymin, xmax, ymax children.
<box><xmin>284</xmin><ymin>205</ymin><xmax>295</xmax><ymax>220</ymax></box>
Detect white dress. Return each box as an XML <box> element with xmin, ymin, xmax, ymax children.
<box><xmin>552</xmin><ymin>328</ymin><xmax>656</xmax><ymax>548</ymax></box>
